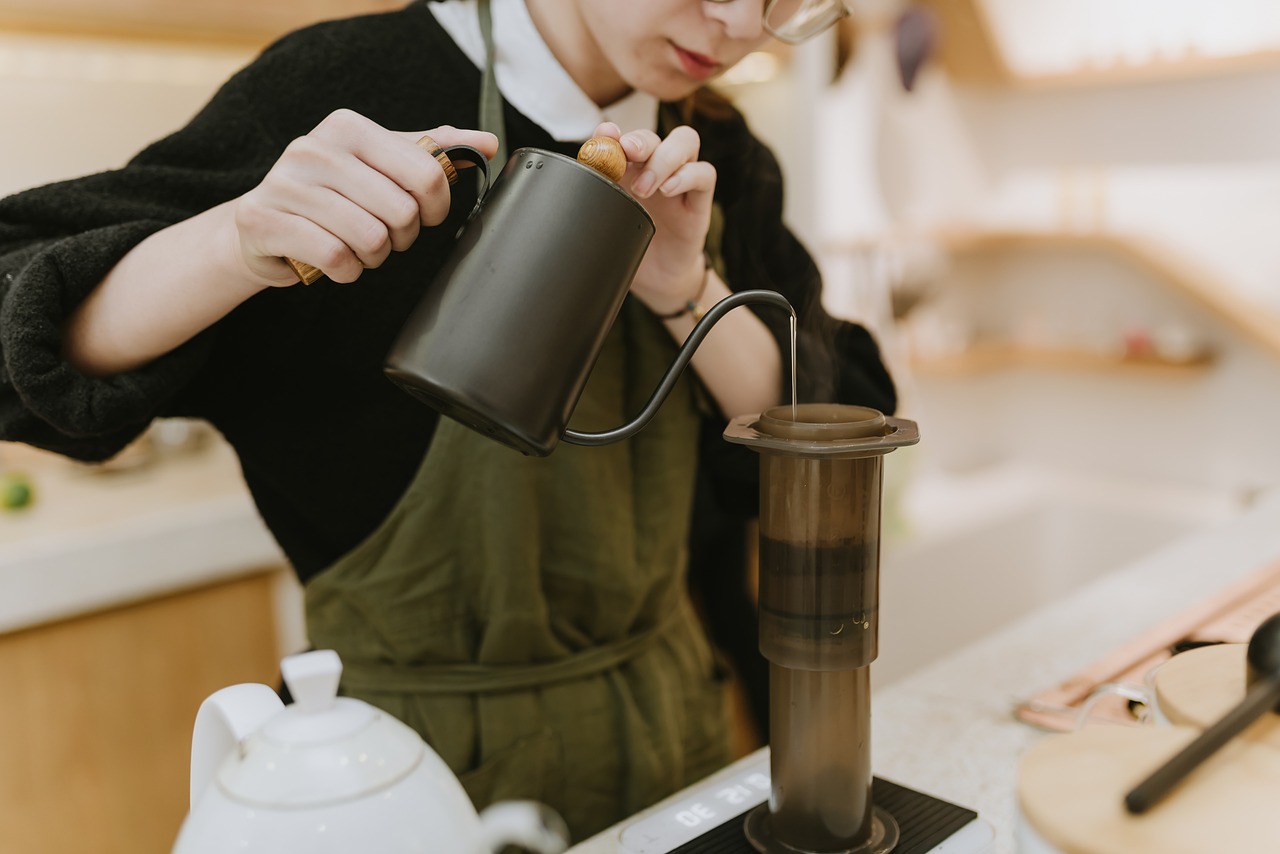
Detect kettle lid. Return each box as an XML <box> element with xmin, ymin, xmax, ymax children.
<box><xmin>217</xmin><ymin>650</ymin><xmax>426</xmax><ymax>807</ymax></box>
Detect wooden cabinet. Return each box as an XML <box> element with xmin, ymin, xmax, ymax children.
<box><xmin>0</xmin><ymin>569</ymin><xmax>284</xmax><ymax>854</ymax></box>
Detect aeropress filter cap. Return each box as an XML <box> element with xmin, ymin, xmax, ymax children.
<box><xmin>724</xmin><ymin>403</ymin><xmax>918</xmax><ymax>457</ymax></box>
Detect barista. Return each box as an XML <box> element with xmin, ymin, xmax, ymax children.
<box><xmin>0</xmin><ymin>0</ymin><xmax>893</xmax><ymax>841</ymax></box>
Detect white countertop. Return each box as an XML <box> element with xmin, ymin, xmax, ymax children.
<box><xmin>7</xmin><ymin>432</ymin><xmax>1280</xmax><ymax>854</ymax></box>
<box><xmin>570</xmin><ymin>488</ymin><xmax>1280</xmax><ymax>854</ymax></box>
<box><xmin>0</xmin><ymin>433</ymin><xmax>286</xmax><ymax>634</ymax></box>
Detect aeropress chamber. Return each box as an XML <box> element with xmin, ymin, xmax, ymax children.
<box><xmin>725</xmin><ymin>404</ymin><xmax>919</xmax><ymax>854</ymax></box>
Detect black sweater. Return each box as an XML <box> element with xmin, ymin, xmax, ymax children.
<box><xmin>0</xmin><ymin>3</ymin><xmax>895</xmax><ymax>581</ymax></box>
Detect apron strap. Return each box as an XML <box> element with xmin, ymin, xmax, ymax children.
<box><xmin>477</xmin><ymin>0</ymin><xmax>508</xmax><ymax>168</ymax></box>
<box><xmin>339</xmin><ymin>599</ymin><xmax>686</xmax><ymax>695</ymax></box>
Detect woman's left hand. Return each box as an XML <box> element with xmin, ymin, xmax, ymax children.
<box><xmin>591</xmin><ymin>122</ymin><xmax>712</xmax><ymax>316</ymax></box>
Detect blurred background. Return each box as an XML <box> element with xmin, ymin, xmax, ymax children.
<box><xmin>1</xmin><ymin>1</ymin><xmax>1279</xmax><ymax>851</ymax></box>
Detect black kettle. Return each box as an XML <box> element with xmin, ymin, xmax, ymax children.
<box><xmin>383</xmin><ymin>138</ymin><xmax>793</xmax><ymax>457</ymax></box>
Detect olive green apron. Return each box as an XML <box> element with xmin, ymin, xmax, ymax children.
<box><xmin>304</xmin><ymin>297</ymin><xmax>732</xmax><ymax>838</ymax></box>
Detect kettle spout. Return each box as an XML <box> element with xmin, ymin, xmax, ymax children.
<box><xmin>477</xmin><ymin>801</ymin><xmax>570</xmax><ymax>854</ymax></box>
<box><xmin>188</xmin><ymin>683</ymin><xmax>284</xmax><ymax>808</ymax></box>
<box><xmin>562</xmin><ymin>289</ymin><xmax>795</xmax><ymax>447</ymax></box>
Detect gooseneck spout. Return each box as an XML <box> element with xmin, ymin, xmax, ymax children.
<box><xmin>563</xmin><ymin>289</ymin><xmax>795</xmax><ymax>447</ymax></box>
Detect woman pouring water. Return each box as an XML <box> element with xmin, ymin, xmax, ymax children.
<box><xmin>0</xmin><ymin>0</ymin><xmax>894</xmax><ymax>840</ymax></box>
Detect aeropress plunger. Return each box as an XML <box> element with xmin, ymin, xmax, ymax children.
<box><xmin>725</xmin><ymin>404</ymin><xmax>920</xmax><ymax>854</ymax></box>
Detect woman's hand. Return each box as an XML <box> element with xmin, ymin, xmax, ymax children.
<box><xmin>232</xmin><ymin>109</ymin><xmax>498</xmax><ymax>287</ymax></box>
<box><xmin>591</xmin><ymin>122</ymin><xmax>712</xmax><ymax>315</ymax></box>
<box><xmin>587</xmin><ymin>122</ymin><xmax>783</xmax><ymax>418</ymax></box>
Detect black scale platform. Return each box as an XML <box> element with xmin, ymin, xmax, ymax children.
<box><xmin>669</xmin><ymin>777</ymin><xmax>978</xmax><ymax>854</ymax></box>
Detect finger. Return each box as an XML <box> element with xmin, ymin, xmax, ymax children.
<box><xmin>342</xmin><ymin>130</ymin><xmax>456</xmax><ymax>227</ymax></box>
<box><xmin>590</xmin><ymin>121</ymin><xmax>623</xmax><ymax>141</ymax></box>
<box><xmin>311</xmin><ymin>115</ymin><xmax>496</xmax><ymax>225</ymax></box>
<box><xmin>271</xmin><ymin>133</ymin><xmax>426</xmax><ymax>252</ymax></box>
<box><xmin>309</xmin><ymin>153</ymin><xmax>429</xmax><ymax>252</ymax></box>
<box><xmin>286</xmin><ymin>184</ymin><xmax>396</xmax><ymax>278</ymax></box>
<box><xmin>627</xmin><ymin>126</ymin><xmax>702</xmax><ymax>199</ymax></box>
<box><xmin>400</xmin><ymin>124</ymin><xmax>500</xmax><ymax>160</ymax></box>
<box><xmin>656</xmin><ymin>160</ymin><xmax>716</xmax><ymax>200</ymax></box>
<box><xmin>618</xmin><ymin>129</ymin><xmax>662</xmax><ymax>165</ymax></box>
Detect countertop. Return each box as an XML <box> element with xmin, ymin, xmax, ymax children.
<box><xmin>7</xmin><ymin>431</ymin><xmax>1279</xmax><ymax>854</ymax></box>
<box><xmin>570</xmin><ymin>488</ymin><xmax>1280</xmax><ymax>854</ymax></box>
<box><xmin>0</xmin><ymin>432</ymin><xmax>286</xmax><ymax>634</ymax></box>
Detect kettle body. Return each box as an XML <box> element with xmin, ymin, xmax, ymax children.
<box><xmin>384</xmin><ymin>147</ymin><xmax>655</xmax><ymax>457</ymax></box>
<box><xmin>172</xmin><ymin>650</ymin><xmax>568</xmax><ymax>854</ymax></box>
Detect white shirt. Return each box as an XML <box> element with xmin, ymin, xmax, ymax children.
<box><xmin>427</xmin><ymin>0</ymin><xmax>659</xmax><ymax>141</ymax></box>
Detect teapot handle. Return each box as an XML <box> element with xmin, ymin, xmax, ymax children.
<box><xmin>563</xmin><ymin>289</ymin><xmax>796</xmax><ymax>447</ymax></box>
<box><xmin>477</xmin><ymin>801</ymin><xmax>570</xmax><ymax>854</ymax></box>
<box><xmin>189</xmin><ymin>683</ymin><xmax>283</xmax><ymax>807</ymax></box>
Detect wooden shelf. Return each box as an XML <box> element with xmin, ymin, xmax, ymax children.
<box><xmin>917</xmin><ymin>0</ymin><xmax>1280</xmax><ymax>90</ymax></box>
<box><xmin>912</xmin><ymin>342</ymin><xmax>1216</xmax><ymax>378</ymax></box>
<box><xmin>934</xmin><ymin>228</ymin><xmax>1280</xmax><ymax>364</ymax></box>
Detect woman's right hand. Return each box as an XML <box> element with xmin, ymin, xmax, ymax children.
<box><xmin>232</xmin><ymin>110</ymin><xmax>498</xmax><ymax>287</ymax></box>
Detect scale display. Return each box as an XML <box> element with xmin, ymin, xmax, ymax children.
<box><xmin>617</xmin><ymin>755</ymin><xmax>993</xmax><ymax>854</ymax></box>
<box><xmin>620</xmin><ymin>759</ymin><xmax>771</xmax><ymax>853</ymax></box>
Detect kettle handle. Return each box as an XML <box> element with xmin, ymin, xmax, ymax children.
<box><xmin>563</xmin><ymin>289</ymin><xmax>795</xmax><ymax>447</ymax></box>
<box><xmin>283</xmin><ymin>142</ymin><xmax>492</xmax><ymax>285</ymax></box>
<box><xmin>188</xmin><ymin>683</ymin><xmax>283</xmax><ymax>807</ymax></box>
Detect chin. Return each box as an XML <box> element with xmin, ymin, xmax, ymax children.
<box><xmin>643</xmin><ymin>73</ymin><xmax>705</xmax><ymax>103</ymax></box>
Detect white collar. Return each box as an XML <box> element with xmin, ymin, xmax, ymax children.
<box><xmin>427</xmin><ymin>0</ymin><xmax>659</xmax><ymax>141</ymax></box>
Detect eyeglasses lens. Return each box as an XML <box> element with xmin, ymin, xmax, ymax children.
<box><xmin>763</xmin><ymin>0</ymin><xmax>848</xmax><ymax>45</ymax></box>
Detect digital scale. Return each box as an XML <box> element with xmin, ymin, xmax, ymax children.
<box><xmin>611</xmin><ymin>752</ymin><xmax>994</xmax><ymax>854</ymax></box>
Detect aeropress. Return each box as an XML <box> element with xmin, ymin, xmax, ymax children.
<box><xmin>725</xmin><ymin>405</ymin><xmax>919</xmax><ymax>854</ymax></box>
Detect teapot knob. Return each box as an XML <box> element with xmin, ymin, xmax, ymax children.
<box><xmin>280</xmin><ymin>649</ymin><xmax>343</xmax><ymax>713</ymax></box>
<box><xmin>576</xmin><ymin>137</ymin><xmax>626</xmax><ymax>183</ymax></box>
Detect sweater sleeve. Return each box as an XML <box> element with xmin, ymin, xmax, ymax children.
<box><xmin>0</xmin><ymin>221</ymin><xmax>207</xmax><ymax>460</ymax></box>
<box><xmin>0</xmin><ymin>30</ymin><xmax>321</xmax><ymax>461</ymax></box>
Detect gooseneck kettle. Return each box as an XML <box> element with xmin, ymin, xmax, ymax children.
<box><xmin>381</xmin><ymin>137</ymin><xmax>793</xmax><ymax>457</ymax></box>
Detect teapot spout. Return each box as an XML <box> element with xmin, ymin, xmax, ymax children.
<box><xmin>477</xmin><ymin>801</ymin><xmax>570</xmax><ymax>854</ymax></box>
<box><xmin>562</xmin><ymin>289</ymin><xmax>795</xmax><ymax>448</ymax></box>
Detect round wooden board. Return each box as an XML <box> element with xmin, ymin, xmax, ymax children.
<box><xmin>1018</xmin><ymin>725</ymin><xmax>1280</xmax><ymax>854</ymax></box>
<box><xmin>1154</xmin><ymin>644</ymin><xmax>1280</xmax><ymax>748</ymax></box>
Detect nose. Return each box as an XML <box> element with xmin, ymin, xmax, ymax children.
<box><xmin>703</xmin><ymin>0</ymin><xmax>765</xmax><ymax>41</ymax></box>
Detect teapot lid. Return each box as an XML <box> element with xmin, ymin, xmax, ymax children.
<box><xmin>217</xmin><ymin>650</ymin><xmax>426</xmax><ymax>807</ymax></box>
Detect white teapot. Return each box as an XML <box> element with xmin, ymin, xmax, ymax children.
<box><xmin>172</xmin><ymin>650</ymin><xmax>569</xmax><ymax>854</ymax></box>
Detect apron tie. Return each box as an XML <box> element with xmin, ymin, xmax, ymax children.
<box><xmin>339</xmin><ymin>599</ymin><xmax>687</xmax><ymax>696</ymax></box>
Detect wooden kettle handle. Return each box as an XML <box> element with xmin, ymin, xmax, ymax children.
<box><xmin>284</xmin><ymin>134</ymin><xmax>460</xmax><ymax>285</ymax></box>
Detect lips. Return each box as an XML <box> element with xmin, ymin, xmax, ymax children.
<box><xmin>672</xmin><ymin>43</ymin><xmax>722</xmax><ymax>80</ymax></box>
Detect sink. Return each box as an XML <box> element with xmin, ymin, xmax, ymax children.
<box><xmin>872</xmin><ymin>462</ymin><xmax>1245</xmax><ymax>689</ymax></box>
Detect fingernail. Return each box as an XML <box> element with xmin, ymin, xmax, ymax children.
<box><xmin>659</xmin><ymin>176</ymin><xmax>680</xmax><ymax>195</ymax></box>
<box><xmin>633</xmin><ymin>171</ymin><xmax>656</xmax><ymax>197</ymax></box>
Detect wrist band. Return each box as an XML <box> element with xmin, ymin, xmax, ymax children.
<box><xmin>655</xmin><ymin>258</ymin><xmax>712</xmax><ymax>322</ymax></box>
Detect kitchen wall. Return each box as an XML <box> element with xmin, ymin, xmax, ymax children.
<box><xmin>0</xmin><ymin>31</ymin><xmax>254</xmax><ymax>195</ymax></box>
<box><xmin>790</xmin><ymin>5</ymin><xmax>1280</xmax><ymax>515</ymax></box>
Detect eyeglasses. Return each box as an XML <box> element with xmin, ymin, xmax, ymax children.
<box><xmin>705</xmin><ymin>0</ymin><xmax>850</xmax><ymax>45</ymax></box>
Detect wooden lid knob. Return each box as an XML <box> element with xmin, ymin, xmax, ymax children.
<box><xmin>577</xmin><ymin>136</ymin><xmax>626</xmax><ymax>183</ymax></box>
